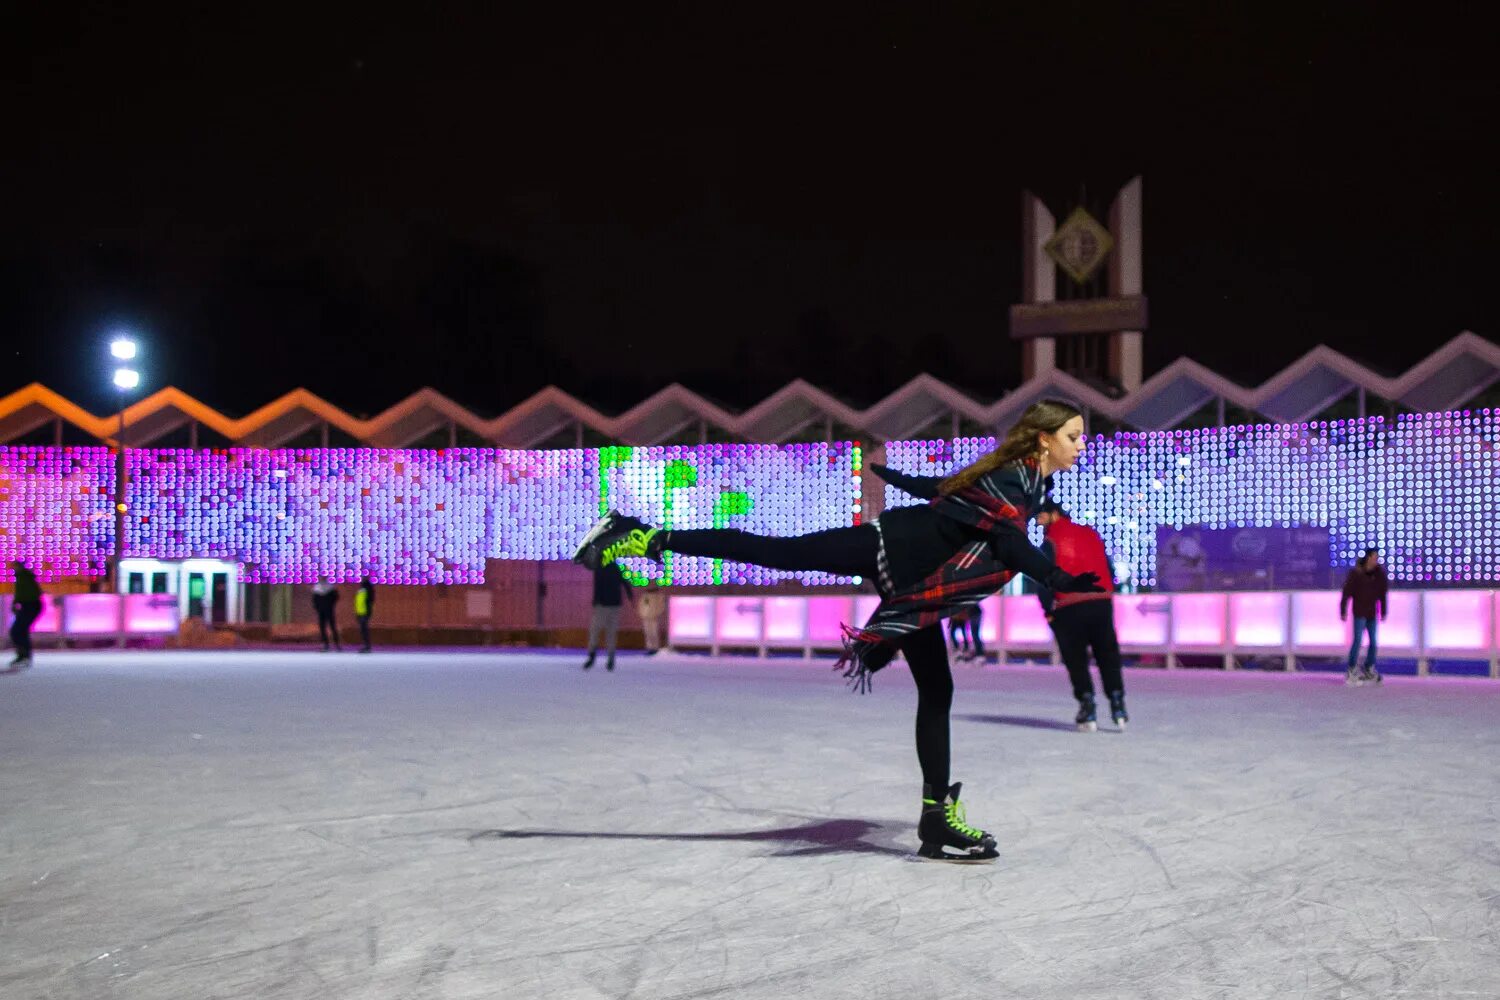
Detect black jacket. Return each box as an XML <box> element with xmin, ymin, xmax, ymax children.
<box><xmin>592</xmin><ymin>564</ymin><xmax>632</xmax><ymax>608</ymax></box>
<box><xmin>871</xmin><ymin>464</ymin><xmax>1058</xmax><ymax>590</ymax></box>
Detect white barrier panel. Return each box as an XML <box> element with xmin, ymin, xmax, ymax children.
<box><xmin>1114</xmin><ymin>594</ymin><xmax>1169</xmax><ymax>647</ymax></box>
<box><xmin>715</xmin><ymin>598</ymin><xmax>763</xmax><ymax>645</ymax></box>
<box><xmin>11</xmin><ymin>594</ymin><xmax>180</xmax><ymax>640</ymax></box>
<box><xmin>764</xmin><ymin>597</ymin><xmax>808</xmax><ymax>646</ymax></box>
<box><xmin>853</xmin><ymin>595</ymin><xmax>882</xmax><ymax>627</ymax></box>
<box><xmin>977</xmin><ymin>595</ymin><xmax>1002</xmax><ymax>645</ymax></box>
<box><xmin>1291</xmin><ymin>591</ymin><xmax>1346</xmax><ymax>651</ymax></box>
<box><xmin>1172</xmin><ymin>593</ymin><xmax>1228</xmax><ymax>650</ymax></box>
<box><xmin>1230</xmin><ymin>593</ymin><xmax>1288</xmax><ymax>649</ymax></box>
<box><xmin>62</xmin><ymin>594</ymin><xmax>127</xmax><ymax>635</ymax></box>
<box><xmin>127</xmin><ymin>594</ymin><xmax>181</xmax><ymax>634</ymax></box>
<box><xmin>662</xmin><ymin>589</ymin><xmax>1500</xmax><ymax>677</ymax></box>
<box><xmin>667</xmin><ymin>596</ymin><xmax>713</xmax><ymax>643</ymax></box>
<box><xmin>807</xmin><ymin>596</ymin><xmax>853</xmax><ymax>646</ymax></box>
<box><xmin>1001</xmin><ymin>595</ymin><xmax>1053</xmax><ymax>648</ymax></box>
<box><xmin>1424</xmin><ymin>591</ymin><xmax>1490</xmax><ymax>654</ymax></box>
<box><xmin>1380</xmin><ymin>592</ymin><xmax>1422</xmax><ymax>654</ymax></box>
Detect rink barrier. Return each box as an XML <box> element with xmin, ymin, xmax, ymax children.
<box><xmin>666</xmin><ymin>590</ymin><xmax>1500</xmax><ymax>678</ymax></box>
<box><xmin>7</xmin><ymin>593</ymin><xmax>181</xmax><ymax>641</ymax></box>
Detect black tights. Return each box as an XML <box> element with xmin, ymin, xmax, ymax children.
<box><xmin>667</xmin><ymin>526</ymin><xmax>956</xmax><ymax>792</ymax></box>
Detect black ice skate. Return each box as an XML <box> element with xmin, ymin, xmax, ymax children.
<box><xmin>1075</xmin><ymin>692</ymin><xmax>1098</xmax><ymax>732</ymax></box>
<box><xmin>1108</xmin><ymin>691</ymin><xmax>1129</xmax><ymax>731</ymax></box>
<box><xmin>571</xmin><ymin>511</ymin><xmax>659</xmax><ymax>570</ymax></box>
<box><xmin>1359</xmin><ymin>667</ymin><xmax>1382</xmax><ymax>685</ymax></box>
<box><xmin>917</xmin><ymin>782</ymin><xmax>999</xmax><ymax>863</ymax></box>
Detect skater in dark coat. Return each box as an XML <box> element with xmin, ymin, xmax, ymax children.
<box><xmin>1340</xmin><ymin>549</ymin><xmax>1388</xmax><ymax>685</ymax></box>
<box><xmin>574</xmin><ymin>399</ymin><xmax>1102</xmax><ymax>862</ymax></box>
<box><xmin>311</xmin><ymin>577</ymin><xmax>341</xmax><ymax>651</ymax></box>
<box><xmin>9</xmin><ymin>561</ymin><xmax>43</xmax><ymax>670</ymax></box>
<box><xmin>1034</xmin><ymin>502</ymin><xmax>1126</xmax><ymax>731</ymax></box>
<box><xmin>582</xmin><ymin>563</ymin><xmax>633</xmax><ymax>671</ymax></box>
<box><xmin>947</xmin><ymin>604</ymin><xmax>984</xmax><ymax>662</ymax></box>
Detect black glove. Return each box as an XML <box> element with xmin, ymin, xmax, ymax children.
<box><xmin>1046</xmin><ymin>568</ymin><xmax>1103</xmax><ymax>593</ymax></box>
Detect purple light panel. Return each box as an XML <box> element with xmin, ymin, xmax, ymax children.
<box><xmin>601</xmin><ymin>442</ymin><xmax>862</xmax><ymax>586</ymax></box>
<box><xmin>0</xmin><ymin>443</ymin><xmax>859</xmax><ymax>586</ymax></box>
<box><xmin>1</xmin><ymin>412</ymin><xmax>1493</xmax><ymax>588</ymax></box>
<box><xmin>0</xmin><ymin>447</ymin><xmax>113</xmax><ymax>582</ymax></box>
<box><xmin>884</xmin><ymin>409</ymin><xmax>1500</xmax><ymax>587</ymax></box>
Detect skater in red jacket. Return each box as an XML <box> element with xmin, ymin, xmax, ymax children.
<box><xmin>1034</xmin><ymin>502</ymin><xmax>1127</xmax><ymax>731</ymax></box>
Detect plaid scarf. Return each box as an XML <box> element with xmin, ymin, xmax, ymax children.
<box><xmin>836</xmin><ymin>460</ymin><xmax>1048</xmax><ymax>692</ymax></box>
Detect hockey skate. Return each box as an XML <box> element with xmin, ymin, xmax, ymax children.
<box><xmin>916</xmin><ymin>782</ymin><xmax>998</xmax><ymax>863</ymax></box>
<box><xmin>1075</xmin><ymin>692</ymin><xmax>1098</xmax><ymax>732</ymax></box>
<box><xmin>1108</xmin><ymin>691</ymin><xmax>1128</xmax><ymax>731</ymax></box>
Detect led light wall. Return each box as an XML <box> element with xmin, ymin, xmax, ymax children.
<box><xmin>884</xmin><ymin>409</ymin><xmax>1500</xmax><ymax>587</ymax></box>
<box><xmin>598</xmin><ymin>442</ymin><xmax>863</xmax><ymax>586</ymax></box>
<box><xmin>0</xmin><ymin>447</ymin><xmax>113</xmax><ymax>581</ymax></box>
<box><xmin>126</xmin><ymin>449</ymin><xmax>500</xmax><ymax>584</ymax></box>
<box><xmin>0</xmin><ymin>443</ymin><xmax>861</xmax><ymax>585</ymax></box>
<box><xmin>2</xmin><ymin>414</ymin><xmax>1492</xmax><ymax>588</ymax></box>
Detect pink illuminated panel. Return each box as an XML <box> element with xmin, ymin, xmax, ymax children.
<box><xmin>1377</xmin><ymin>592</ymin><xmax>1420</xmax><ymax>651</ymax></box>
<box><xmin>1291</xmin><ymin>591</ymin><xmax>1346</xmax><ymax>647</ymax></box>
<box><xmin>1172</xmin><ymin>594</ymin><xmax>1227</xmax><ymax>648</ymax></box>
<box><xmin>1114</xmin><ymin>594</ymin><xmax>1169</xmax><ymax>646</ymax></box>
<box><xmin>61</xmin><ymin>593</ymin><xmax>124</xmax><ymax>635</ymax></box>
<box><xmin>763</xmin><ymin>597</ymin><xmax>808</xmax><ymax>644</ymax></box>
<box><xmin>1423</xmin><ymin>590</ymin><xmax>1492</xmax><ymax>652</ymax></box>
<box><xmin>715</xmin><ymin>597</ymin><xmax>763</xmax><ymax>644</ymax></box>
<box><xmin>125</xmin><ymin>593</ymin><xmax>179</xmax><ymax>634</ymax></box>
<box><xmin>807</xmin><ymin>597</ymin><xmax>853</xmax><ymax>645</ymax></box>
<box><xmin>1001</xmin><ymin>595</ymin><xmax>1052</xmax><ymax>646</ymax></box>
<box><xmin>1230</xmin><ymin>593</ymin><xmax>1288</xmax><ymax>648</ymax></box>
<box><xmin>853</xmin><ymin>595</ymin><xmax>882</xmax><ymax>627</ymax></box>
<box><xmin>668</xmin><ymin>596</ymin><xmax>713</xmax><ymax>642</ymax></box>
<box><xmin>976</xmin><ymin>595</ymin><xmax>1002</xmax><ymax>644</ymax></box>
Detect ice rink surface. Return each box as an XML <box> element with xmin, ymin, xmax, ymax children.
<box><xmin>3</xmin><ymin>648</ymin><xmax>1498</xmax><ymax>999</ymax></box>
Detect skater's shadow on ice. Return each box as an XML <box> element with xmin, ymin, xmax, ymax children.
<box><xmin>956</xmin><ymin>713</ymin><xmax>1114</xmax><ymax>733</ymax></box>
<box><xmin>469</xmin><ymin>817</ymin><xmax>910</xmax><ymax>858</ymax></box>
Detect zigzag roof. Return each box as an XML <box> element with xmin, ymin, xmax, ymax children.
<box><xmin>2</xmin><ymin>332</ymin><xmax>1496</xmax><ymax>448</ymax></box>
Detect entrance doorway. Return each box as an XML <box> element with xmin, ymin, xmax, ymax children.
<box><xmin>118</xmin><ymin>558</ymin><xmax>242</xmax><ymax>625</ymax></box>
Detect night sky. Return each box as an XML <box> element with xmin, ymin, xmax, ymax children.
<box><xmin>4</xmin><ymin>4</ymin><xmax>1496</xmax><ymax>419</ymax></box>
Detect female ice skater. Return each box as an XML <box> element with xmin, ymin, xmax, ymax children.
<box><xmin>573</xmin><ymin>399</ymin><xmax>1100</xmax><ymax>862</ymax></box>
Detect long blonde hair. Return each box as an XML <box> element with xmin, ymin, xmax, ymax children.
<box><xmin>938</xmin><ymin>399</ymin><xmax>1082</xmax><ymax>495</ymax></box>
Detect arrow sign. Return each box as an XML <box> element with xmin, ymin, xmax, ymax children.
<box><xmin>1137</xmin><ymin>601</ymin><xmax>1170</xmax><ymax>616</ymax></box>
<box><xmin>734</xmin><ymin>602</ymin><xmax>764</xmax><ymax>614</ymax></box>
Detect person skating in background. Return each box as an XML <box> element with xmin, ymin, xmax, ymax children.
<box><xmin>1340</xmin><ymin>548</ymin><xmax>1388</xmax><ymax>685</ymax></box>
<box><xmin>8</xmin><ymin>561</ymin><xmax>43</xmax><ymax>670</ymax></box>
<box><xmin>573</xmin><ymin>399</ymin><xmax>1103</xmax><ymax>863</ymax></box>
<box><xmin>583</xmin><ymin>562</ymin><xmax>634</xmax><ymax>671</ymax></box>
<box><xmin>947</xmin><ymin>604</ymin><xmax>984</xmax><ymax>662</ymax></box>
<box><xmin>635</xmin><ymin>583</ymin><xmax>666</xmax><ymax>656</ymax></box>
<box><xmin>947</xmin><ymin>607</ymin><xmax>972</xmax><ymax>661</ymax></box>
<box><xmin>312</xmin><ymin>577</ymin><xmax>341</xmax><ymax>652</ymax></box>
<box><xmin>1034</xmin><ymin>502</ymin><xmax>1127</xmax><ymax>731</ymax></box>
<box><xmin>354</xmin><ymin>576</ymin><xmax>375</xmax><ymax>653</ymax></box>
